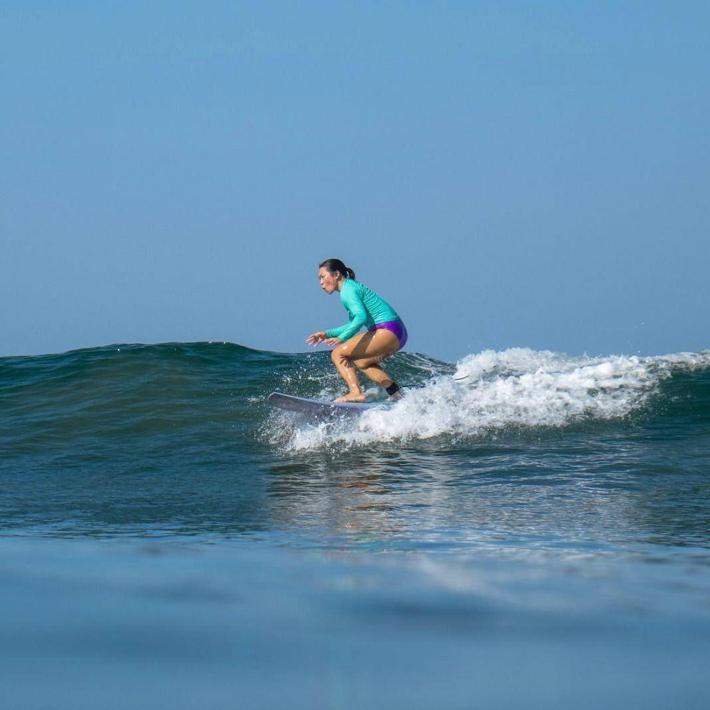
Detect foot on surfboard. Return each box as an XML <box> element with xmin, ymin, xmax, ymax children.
<box><xmin>334</xmin><ymin>392</ymin><xmax>368</xmax><ymax>403</ymax></box>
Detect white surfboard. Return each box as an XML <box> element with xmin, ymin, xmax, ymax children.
<box><xmin>267</xmin><ymin>392</ymin><xmax>384</xmax><ymax>417</ymax></box>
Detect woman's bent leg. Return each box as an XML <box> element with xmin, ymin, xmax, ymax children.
<box><xmin>352</xmin><ymin>360</ymin><xmax>394</xmax><ymax>389</ymax></box>
<box><xmin>330</xmin><ymin>345</ymin><xmax>364</xmax><ymax>400</ymax></box>
<box><xmin>331</xmin><ymin>330</ymin><xmax>400</xmax><ymax>402</ymax></box>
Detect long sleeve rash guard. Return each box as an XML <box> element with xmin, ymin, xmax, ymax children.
<box><xmin>325</xmin><ymin>279</ymin><xmax>400</xmax><ymax>342</ymax></box>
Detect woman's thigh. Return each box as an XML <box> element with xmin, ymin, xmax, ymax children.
<box><xmin>336</xmin><ymin>329</ymin><xmax>400</xmax><ymax>361</ymax></box>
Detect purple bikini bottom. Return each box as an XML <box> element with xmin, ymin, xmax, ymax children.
<box><xmin>368</xmin><ymin>320</ymin><xmax>408</xmax><ymax>349</ymax></box>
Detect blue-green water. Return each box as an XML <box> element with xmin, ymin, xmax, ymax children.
<box><xmin>1</xmin><ymin>343</ymin><xmax>709</xmax><ymax>708</ymax></box>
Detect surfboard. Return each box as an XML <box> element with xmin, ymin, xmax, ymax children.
<box><xmin>268</xmin><ymin>392</ymin><xmax>383</xmax><ymax>417</ymax></box>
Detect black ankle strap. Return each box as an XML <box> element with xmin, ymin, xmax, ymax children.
<box><xmin>385</xmin><ymin>382</ymin><xmax>400</xmax><ymax>396</ymax></box>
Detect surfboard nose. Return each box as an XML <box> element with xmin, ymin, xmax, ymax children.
<box><xmin>268</xmin><ymin>392</ymin><xmax>382</xmax><ymax>418</ymax></box>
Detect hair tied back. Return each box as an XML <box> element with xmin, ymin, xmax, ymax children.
<box><xmin>319</xmin><ymin>258</ymin><xmax>356</xmax><ymax>280</ymax></box>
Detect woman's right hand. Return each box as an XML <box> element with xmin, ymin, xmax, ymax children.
<box><xmin>306</xmin><ymin>331</ymin><xmax>326</xmax><ymax>345</ymax></box>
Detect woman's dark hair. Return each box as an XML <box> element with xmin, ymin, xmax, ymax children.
<box><xmin>319</xmin><ymin>258</ymin><xmax>355</xmax><ymax>280</ymax></box>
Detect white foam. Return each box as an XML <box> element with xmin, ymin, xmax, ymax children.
<box><xmin>274</xmin><ymin>348</ymin><xmax>710</xmax><ymax>452</ymax></box>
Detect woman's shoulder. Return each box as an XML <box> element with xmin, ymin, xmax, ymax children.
<box><xmin>342</xmin><ymin>278</ymin><xmax>362</xmax><ymax>294</ymax></box>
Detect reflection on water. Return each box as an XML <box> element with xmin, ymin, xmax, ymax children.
<box><xmin>2</xmin><ymin>426</ymin><xmax>708</xmax><ymax>558</ymax></box>
<box><xmin>262</xmin><ymin>432</ymin><xmax>710</xmax><ymax>556</ymax></box>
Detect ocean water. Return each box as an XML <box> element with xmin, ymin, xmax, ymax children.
<box><xmin>1</xmin><ymin>342</ymin><xmax>709</xmax><ymax>708</ymax></box>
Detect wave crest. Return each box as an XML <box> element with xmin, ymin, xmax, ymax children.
<box><xmin>273</xmin><ymin>348</ymin><xmax>710</xmax><ymax>451</ymax></box>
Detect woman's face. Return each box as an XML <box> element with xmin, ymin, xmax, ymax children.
<box><xmin>318</xmin><ymin>267</ymin><xmax>340</xmax><ymax>294</ymax></box>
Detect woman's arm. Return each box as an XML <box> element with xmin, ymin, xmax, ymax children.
<box><xmin>325</xmin><ymin>285</ymin><xmax>368</xmax><ymax>342</ymax></box>
<box><xmin>324</xmin><ymin>322</ymin><xmax>351</xmax><ymax>340</ymax></box>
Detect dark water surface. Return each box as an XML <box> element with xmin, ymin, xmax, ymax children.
<box><xmin>1</xmin><ymin>343</ymin><xmax>709</xmax><ymax>708</ymax></box>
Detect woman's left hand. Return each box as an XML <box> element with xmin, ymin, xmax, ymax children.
<box><xmin>306</xmin><ymin>331</ymin><xmax>326</xmax><ymax>345</ymax></box>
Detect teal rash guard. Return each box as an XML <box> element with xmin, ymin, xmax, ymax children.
<box><xmin>325</xmin><ymin>279</ymin><xmax>401</xmax><ymax>342</ymax></box>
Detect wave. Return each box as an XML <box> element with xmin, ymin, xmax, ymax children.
<box><xmin>2</xmin><ymin>342</ymin><xmax>709</xmax><ymax>455</ymax></box>
<box><xmin>270</xmin><ymin>347</ymin><xmax>710</xmax><ymax>451</ymax></box>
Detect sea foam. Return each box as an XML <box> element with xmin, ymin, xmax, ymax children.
<box><xmin>275</xmin><ymin>348</ymin><xmax>710</xmax><ymax>451</ymax></box>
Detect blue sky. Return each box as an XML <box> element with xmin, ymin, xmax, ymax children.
<box><xmin>2</xmin><ymin>1</ymin><xmax>708</xmax><ymax>361</ymax></box>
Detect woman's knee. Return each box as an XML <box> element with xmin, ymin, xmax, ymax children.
<box><xmin>331</xmin><ymin>346</ymin><xmax>350</xmax><ymax>365</ymax></box>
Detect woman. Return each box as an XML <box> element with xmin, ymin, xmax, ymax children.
<box><xmin>306</xmin><ymin>259</ymin><xmax>407</xmax><ymax>403</ymax></box>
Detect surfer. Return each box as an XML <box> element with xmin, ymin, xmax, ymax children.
<box><xmin>306</xmin><ymin>259</ymin><xmax>407</xmax><ymax>403</ymax></box>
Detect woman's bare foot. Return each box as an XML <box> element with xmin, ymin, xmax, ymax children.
<box><xmin>335</xmin><ymin>392</ymin><xmax>368</xmax><ymax>403</ymax></box>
